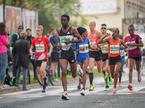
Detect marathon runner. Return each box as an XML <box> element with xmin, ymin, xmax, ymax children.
<box><xmin>76</xmin><ymin>27</ymin><xmax>91</xmax><ymax>96</ymax></box>
<box><xmin>57</xmin><ymin>14</ymin><xmax>82</xmax><ymax>100</ymax></box>
<box><xmin>88</xmin><ymin>21</ymin><xmax>102</xmax><ymax>91</ymax></box>
<box><xmin>99</xmin><ymin>24</ymin><xmax>112</xmax><ymax>91</ymax></box>
<box><xmin>119</xmin><ymin>45</ymin><xmax>125</xmax><ymax>87</ymax></box>
<box><xmin>98</xmin><ymin>28</ymin><xmax>127</xmax><ymax>94</ymax></box>
<box><xmin>30</xmin><ymin>25</ymin><xmax>52</xmax><ymax>93</ymax></box>
<box><xmin>124</xmin><ymin>24</ymin><xmax>144</xmax><ymax>91</ymax></box>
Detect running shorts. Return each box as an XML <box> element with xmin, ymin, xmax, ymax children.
<box><xmin>36</xmin><ymin>60</ymin><xmax>47</xmax><ymax>67</ymax></box>
<box><xmin>60</xmin><ymin>49</ymin><xmax>76</xmax><ymax>63</ymax></box>
<box><xmin>89</xmin><ymin>50</ymin><xmax>102</xmax><ymax>61</ymax></box>
<box><xmin>51</xmin><ymin>52</ymin><xmax>59</xmax><ymax>62</ymax></box>
<box><xmin>102</xmin><ymin>53</ymin><xmax>108</xmax><ymax>62</ymax></box>
<box><xmin>77</xmin><ymin>54</ymin><xmax>89</xmax><ymax>63</ymax></box>
<box><xmin>109</xmin><ymin>56</ymin><xmax>120</xmax><ymax>65</ymax></box>
<box><xmin>128</xmin><ymin>56</ymin><xmax>142</xmax><ymax>61</ymax></box>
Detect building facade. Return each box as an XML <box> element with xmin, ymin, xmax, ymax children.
<box><xmin>80</xmin><ymin>0</ymin><xmax>145</xmax><ymax>36</ymax></box>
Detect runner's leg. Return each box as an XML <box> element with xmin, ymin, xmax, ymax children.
<box><xmin>128</xmin><ymin>58</ymin><xmax>135</xmax><ymax>90</ymax></box>
<box><xmin>135</xmin><ymin>60</ymin><xmax>141</xmax><ymax>82</ymax></box>
<box><xmin>89</xmin><ymin>58</ymin><xmax>95</xmax><ymax>91</ymax></box>
<box><xmin>60</xmin><ymin>59</ymin><xmax>68</xmax><ymax>92</ymax></box>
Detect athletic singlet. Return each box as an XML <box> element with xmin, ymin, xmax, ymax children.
<box><xmin>59</xmin><ymin>27</ymin><xmax>74</xmax><ymax>51</ymax></box>
<box><xmin>32</xmin><ymin>36</ymin><xmax>50</xmax><ymax>60</ymax></box>
<box><xmin>88</xmin><ymin>30</ymin><xmax>101</xmax><ymax>51</ymax></box>
<box><xmin>99</xmin><ymin>33</ymin><xmax>109</xmax><ymax>54</ymax></box>
<box><xmin>108</xmin><ymin>37</ymin><xmax>121</xmax><ymax>57</ymax></box>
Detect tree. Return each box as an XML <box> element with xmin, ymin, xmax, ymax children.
<box><xmin>0</xmin><ymin>0</ymin><xmax>88</xmax><ymax>34</ymax></box>
<box><xmin>22</xmin><ymin>0</ymin><xmax>87</xmax><ymax>34</ymax></box>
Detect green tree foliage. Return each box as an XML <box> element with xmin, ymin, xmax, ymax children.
<box><xmin>23</xmin><ymin>0</ymin><xmax>87</xmax><ymax>34</ymax></box>
<box><xmin>0</xmin><ymin>0</ymin><xmax>88</xmax><ymax>34</ymax></box>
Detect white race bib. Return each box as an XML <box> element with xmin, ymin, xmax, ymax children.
<box><xmin>36</xmin><ymin>44</ymin><xmax>45</xmax><ymax>52</ymax></box>
<box><xmin>110</xmin><ymin>45</ymin><xmax>120</xmax><ymax>54</ymax></box>
<box><xmin>126</xmin><ymin>41</ymin><xmax>137</xmax><ymax>50</ymax></box>
<box><xmin>59</xmin><ymin>35</ymin><xmax>73</xmax><ymax>51</ymax></box>
<box><xmin>101</xmin><ymin>44</ymin><xmax>108</xmax><ymax>54</ymax></box>
<box><xmin>79</xmin><ymin>44</ymin><xmax>89</xmax><ymax>53</ymax></box>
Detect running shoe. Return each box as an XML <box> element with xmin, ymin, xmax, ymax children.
<box><xmin>118</xmin><ymin>82</ymin><xmax>122</xmax><ymax>87</ymax></box>
<box><xmin>128</xmin><ymin>84</ymin><xmax>133</xmax><ymax>91</ymax></box>
<box><xmin>113</xmin><ymin>88</ymin><xmax>117</xmax><ymax>95</ymax></box>
<box><xmin>42</xmin><ymin>78</ymin><xmax>48</xmax><ymax>93</ymax></box>
<box><xmin>104</xmin><ymin>85</ymin><xmax>109</xmax><ymax>91</ymax></box>
<box><xmin>89</xmin><ymin>85</ymin><xmax>94</xmax><ymax>91</ymax></box>
<box><xmin>80</xmin><ymin>89</ymin><xmax>86</xmax><ymax>96</ymax></box>
<box><xmin>109</xmin><ymin>77</ymin><xmax>113</xmax><ymax>85</ymax></box>
<box><xmin>62</xmin><ymin>92</ymin><xmax>70</xmax><ymax>100</ymax></box>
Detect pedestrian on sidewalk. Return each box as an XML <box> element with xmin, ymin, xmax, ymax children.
<box><xmin>12</xmin><ymin>31</ymin><xmax>30</xmax><ymax>90</ymax></box>
<box><xmin>0</xmin><ymin>22</ymin><xmax>9</xmax><ymax>89</ymax></box>
<box><xmin>49</xmin><ymin>29</ymin><xmax>60</xmax><ymax>80</ymax></box>
<box><xmin>11</xmin><ymin>25</ymin><xmax>24</xmax><ymax>85</ymax></box>
<box><xmin>25</xmin><ymin>28</ymin><xmax>37</xmax><ymax>81</ymax></box>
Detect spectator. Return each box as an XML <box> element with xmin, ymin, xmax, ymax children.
<box><xmin>12</xmin><ymin>31</ymin><xmax>30</xmax><ymax>90</ymax></box>
<box><xmin>11</xmin><ymin>25</ymin><xmax>24</xmax><ymax>85</ymax></box>
<box><xmin>49</xmin><ymin>29</ymin><xmax>60</xmax><ymax>77</ymax></box>
<box><xmin>10</xmin><ymin>25</ymin><xmax>23</xmax><ymax>47</ymax></box>
<box><xmin>0</xmin><ymin>22</ymin><xmax>9</xmax><ymax>89</ymax></box>
<box><xmin>25</xmin><ymin>28</ymin><xmax>37</xmax><ymax>81</ymax></box>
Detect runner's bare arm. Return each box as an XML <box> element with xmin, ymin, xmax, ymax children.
<box><xmin>121</xmin><ymin>40</ymin><xmax>128</xmax><ymax>48</ymax></box>
<box><xmin>70</xmin><ymin>28</ymin><xmax>83</xmax><ymax>43</ymax></box>
<box><xmin>98</xmin><ymin>34</ymin><xmax>109</xmax><ymax>44</ymax></box>
<box><xmin>136</xmin><ymin>40</ymin><xmax>144</xmax><ymax>47</ymax></box>
<box><xmin>29</xmin><ymin>45</ymin><xmax>34</xmax><ymax>56</ymax></box>
<box><xmin>48</xmin><ymin>43</ymin><xmax>53</xmax><ymax>57</ymax></box>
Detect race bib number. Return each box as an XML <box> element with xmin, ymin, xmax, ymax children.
<box><xmin>120</xmin><ymin>50</ymin><xmax>124</xmax><ymax>56</ymax></box>
<box><xmin>59</xmin><ymin>35</ymin><xmax>73</xmax><ymax>50</ymax></box>
<box><xmin>110</xmin><ymin>45</ymin><xmax>120</xmax><ymax>54</ymax></box>
<box><xmin>36</xmin><ymin>44</ymin><xmax>45</xmax><ymax>52</ymax></box>
<box><xmin>90</xmin><ymin>41</ymin><xmax>96</xmax><ymax>47</ymax></box>
<box><xmin>126</xmin><ymin>41</ymin><xmax>137</xmax><ymax>50</ymax></box>
<box><xmin>79</xmin><ymin>44</ymin><xmax>89</xmax><ymax>53</ymax></box>
<box><xmin>101</xmin><ymin>45</ymin><xmax>108</xmax><ymax>54</ymax></box>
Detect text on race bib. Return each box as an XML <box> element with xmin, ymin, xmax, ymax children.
<box><xmin>59</xmin><ymin>35</ymin><xmax>73</xmax><ymax>50</ymax></box>
<box><xmin>101</xmin><ymin>45</ymin><xmax>108</xmax><ymax>54</ymax></box>
<box><xmin>126</xmin><ymin>41</ymin><xmax>137</xmax><ymax>50</ymax></box>
<box><xmin>36</xmin><ymin>44</ymin><xmax>45</xmax><ymax>52</ymax></box>
<box><xmin>120</xmin><ymin>50</ymin><xmax>125</xmax><ymax>56</ymax></box>
<box><xmin>110</xmin><ymin>45</ymin><xmax>120</xmax><ymax>54</ymax></box>
<box><xmin>79</xmin><ymin>44</ymin><xmax>89</xmax><ymax>53</ymax></box>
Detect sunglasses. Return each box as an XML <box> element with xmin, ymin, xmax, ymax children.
<box><xmin>101</xmin><ymin>27</ymin><xmax>106</xmax><ymax>30</ymax></box>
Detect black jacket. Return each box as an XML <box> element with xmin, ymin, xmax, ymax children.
<box><xmin>12</xmin><ymin>38</ymin><xmax>30</xmax><ymax>68</ymax></box>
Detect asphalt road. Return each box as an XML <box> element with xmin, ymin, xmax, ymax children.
<box><xmin>0</xmin><ymin>70</ymin><xmax>145</xmax><ymax>108</ymax></box>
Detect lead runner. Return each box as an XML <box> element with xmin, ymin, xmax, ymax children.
<box><xmin>57</xmin><ymin>14</ymin><xmax>82</xmax><ymax>100</ymax></box>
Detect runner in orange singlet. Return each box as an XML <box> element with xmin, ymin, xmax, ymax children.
<box><xmin>88</xmin><ymin>21</ymin><xmax>102</xmax><ymax>91</ymax></box>
<box><xmin>98</xmin><ymin>28</ymin><xmax>127</xmax><ymax>94</ymax></box>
